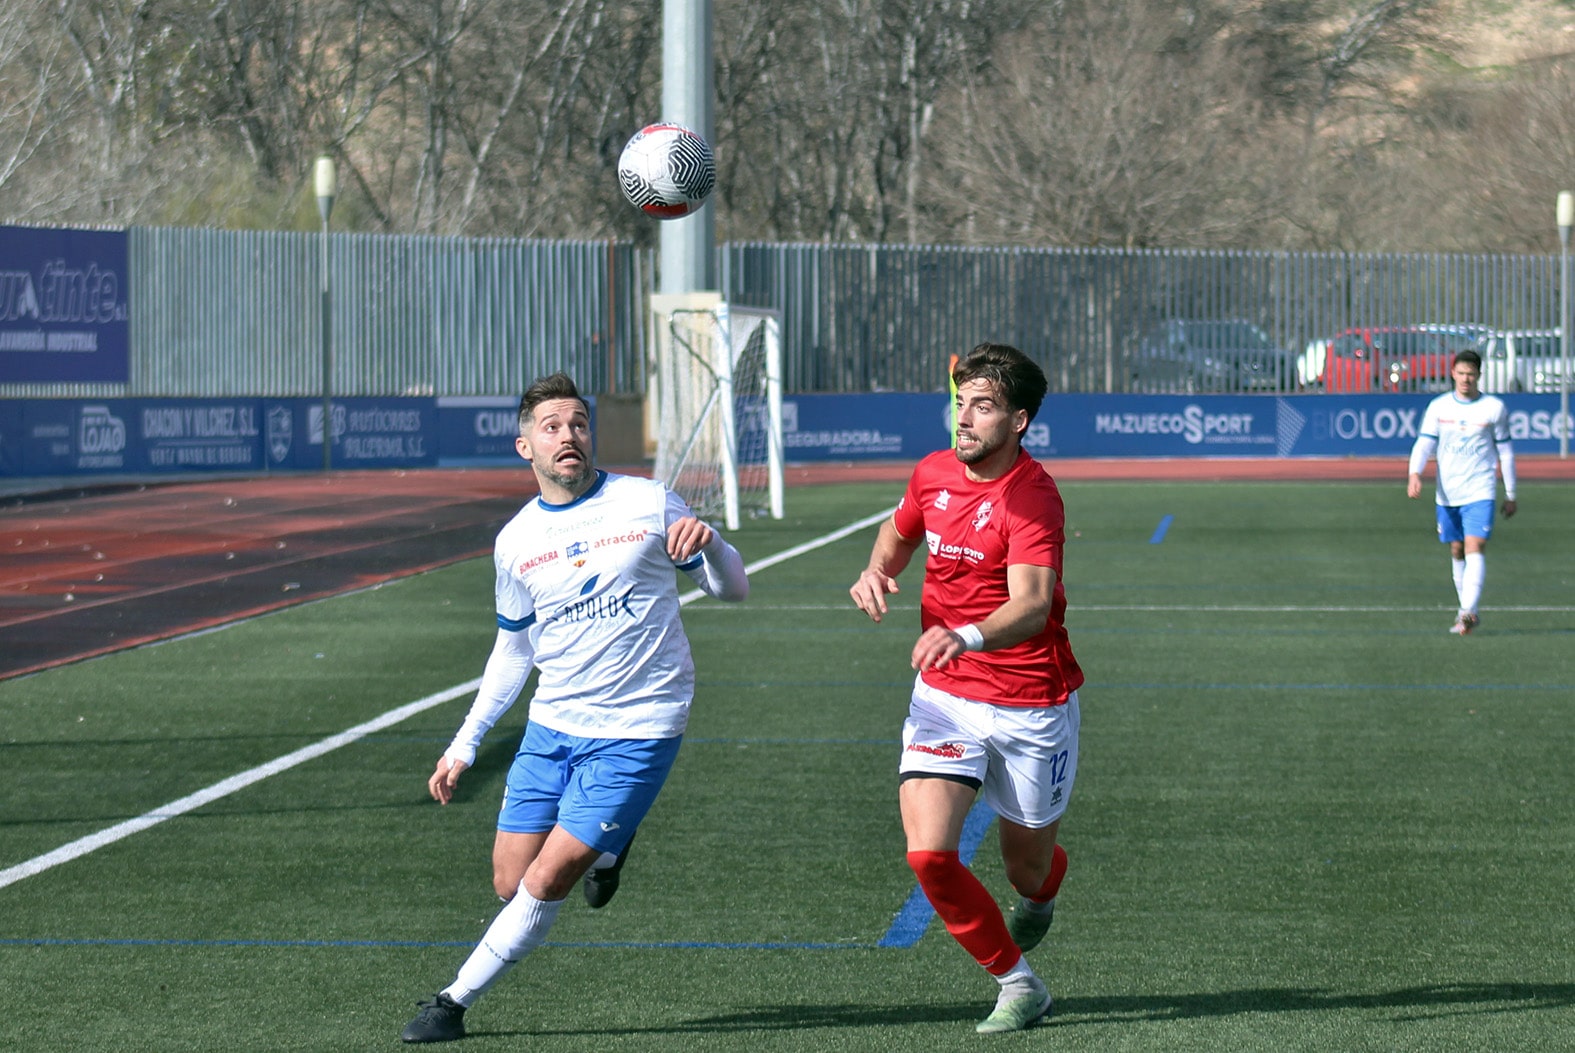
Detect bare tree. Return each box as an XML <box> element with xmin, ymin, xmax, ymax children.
<box><xmin>923</xmin><ymin>1</ymin><xmax>1294</xmax><ymax>249</ymax></box>
<box><xmin>3</xmin><ymin>0</ymin><xmax>1569</xmax><ymax>255</ymax></box>
<box><xmin>0</xmin><ymin>7</ymin><xmax>78</xmax><ymax>204</ymax></box>
<box><xmin>1420</xmin><ymin>58</ymin><xmax>1575</xmax><ymax>253</ymax></box>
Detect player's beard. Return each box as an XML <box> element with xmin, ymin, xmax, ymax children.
<box><xmin>540</xmin><ymin>448</ymin><xmax>594</xmax><ymax>492</ymax></box>
<box><xmin>954</xmin><ymin>429</ymin><xmax>1005</xmax><ymax>465</ymax></box>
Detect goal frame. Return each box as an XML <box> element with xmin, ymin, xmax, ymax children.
<box><xmin>649</xmin><ymin>294</ymin><xmax>784</xmax><ymax>531</ymax></box>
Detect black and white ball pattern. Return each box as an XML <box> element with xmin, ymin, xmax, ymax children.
<box><xmin>617</xmin><ymin>123</ymin><xmax>717</xmax><ymax>219</ymax></box>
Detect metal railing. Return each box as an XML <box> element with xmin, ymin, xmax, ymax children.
<box><xmin>721</xmin><ymin>243</ymin><xmax>1560</xmax><ymax>394</ymax></box>
<box><xmin>3</xmin><ymin>229</ymin><xmax>1563</xmax><ymax>398</ymax></box>
<box><xmin>3</xmin><ymin>227</ymin><xmax>650</xmax><ymax>399</ymax></box>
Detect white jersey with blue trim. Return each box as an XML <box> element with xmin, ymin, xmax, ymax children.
<box><xmin>1416</xmin><ymin>391</ymin><xmax>1511</xmax><ymax>506</ymax></box>
<box><xmin>493</xmin><ymin>470</ymin><xmax>705</xmax><ymax>739</ymax></box>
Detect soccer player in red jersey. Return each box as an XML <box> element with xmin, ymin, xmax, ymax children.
<box><xmin>849</xmin><ymin>343</ymin><xmax>1083</xmax><ymax>1034</ymax></box>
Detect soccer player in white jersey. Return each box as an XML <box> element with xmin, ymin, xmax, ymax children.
<box><xmin>1406</xmin><ymin>349</ymin><xmax>1517</xmax><ymax>635</ymax></box>
<box><xmin>400</xmin><ymin>372</ymin><xmax>749</xmax><ymax>1044</ymax></box>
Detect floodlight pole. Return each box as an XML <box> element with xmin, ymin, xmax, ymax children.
<box><xmin>316</xmin><ymin>156</ymin><xmax>337</xmax><ymax>472</ymax></box>
<box><xmin>660</xmin><ymin>0</ymin><xmax>714</xmax><ymax>294</ymax></box>
<box><xmin>1559</xmin><ymin>191</ymin><xmax>1573</xmax><ymax>459</ymax></box>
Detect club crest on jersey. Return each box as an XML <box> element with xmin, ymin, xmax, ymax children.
<box><xmin>566</xmin><ymin>540</ymin><xmax>590</xmax><ymax>567</ymax></box>
<box><xmin>934</xmin><ymin>489</ymin><xmax>952</xmax><ymax>510</ymax></box>
<box><xmin>972</xmin><ymin>500</ymin><xmax>994</xmax><ymax>531</ymax></box>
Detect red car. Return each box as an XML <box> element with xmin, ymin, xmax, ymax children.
<box><xmin>1316</xmin><ymin>327</ymin><xmax>1480</xmax><ymax>393</ymax></box>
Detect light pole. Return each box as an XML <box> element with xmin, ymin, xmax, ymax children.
<box><xmin>315</xmin><ymin>155</ymin><xmax>337</xmax><ymax>471</ymax></box>
<box><xmin>1560</xmin><ymin>191</ymin><xmax>1573</xmax><ymax>459</ymax></box>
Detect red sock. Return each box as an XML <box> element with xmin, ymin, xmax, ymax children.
<box><xmin>1029</xmin><ymin>843</ymin><xmax>1068</xmax><ymax>904</ymax></box>
<box><xmin>906</xmin><ymin>850</ymin><xmax>1021</xmax><ymax>976</ymax></box>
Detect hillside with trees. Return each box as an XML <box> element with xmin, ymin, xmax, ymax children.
<box><xmin>4</xmin><ymin>0</ymin><xmax>1574</xmax><ymax>253</ymax></box>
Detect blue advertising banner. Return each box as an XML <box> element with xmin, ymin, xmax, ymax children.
<box><xmin>18</xmin><ymin>400</ymin><xmax>130</xmax><ymax>475</ymax></box>
<box><xmin>263</xmin><ymin>398</ymin><xmax>438</xmax><ymax>470</ymax></box>
<box><xmin>0</xmin><ymin>399</ymin><xmax>21</xmax><ymax>475</ymax></box>
<box><xmin>1037</xmin><ymin>394</ymin><xmax>1288</xmax><ymax>458</ymax></box>
<box><xmin>435</xmin><ymin>396</ymin><xmax>521</xmax><ymax>465</ymax></box>
<box><xmin>781</xmin><ymin>393</ymin><xmax>951</xmax><ymax>461</ymax></box>
<box><xmin>1</xmin><ymin>393</ymin><xmax>1569</xmax><ymax>482</ymax></box>
<box><xmin>1039</xmin><ymin>394</ymin><xmax>1573</xmax><ymax>458</ymax></box>
<box><xmin>136</xmin><ymin>399</ymin><xmax>263</xmax><ymax>471</ymax></box>
<box><xmin>0</xmin><ymin>225</ymin><xmax>131</xmax><ymax>384</ymax></box>
<box><xmin>435</xmin><ymin>395</ymin><xmax>602</xmax><ymax>466</ymax></box>
<box><xmin>778</xmin><ymin>392</ymin><xmax>1574</xmax><ymax>461</ymax></box>
<box><xmin>10</xmin><ymin>399</ymin><xmax>264</xmax><ymax>476</ymax></box>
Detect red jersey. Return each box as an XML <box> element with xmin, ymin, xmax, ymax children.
<box><xmin>892</xmin><ymin>447</ymin><xmax>1083</xmax><ymax>707</ymax></box>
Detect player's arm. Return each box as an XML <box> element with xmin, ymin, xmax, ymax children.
<box><xmin>850</xmin><ymin>515</ymin><xmax>922</xmax><ymax>624</ymax></box>
<box><xmin>912</xmin><ymin>562</ymin><xmax>1056</xmax><ymax>672</ymax></box>
<box><xmin>1406</xmin><ymin>433</ymin><xmax>1438</xmax><ymax>500</ymax></box>
<box><xmin>671</xmin><ymin>516</ymin><xmax>749</xmax><ymax>602</ymax></box>
<box><xmin>1498</xmin><ymin>438</ymin><xmax>1517</xmax><ymax>518</ymax></box>
<box><xmin>428</xmin><ymin>626</ymin><xmax>535</xmax><ymax>805</ymax></box>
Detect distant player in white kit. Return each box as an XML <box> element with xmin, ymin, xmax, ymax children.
<box><xmin>1406</xmin><ymin>349</ymin><xmax>1516</xmax><ymax>635</ymax></box>
<box><xmin>400</xmin><ymin>372</ymin><xmax>749</xmax><ymax>1043</ymax></box>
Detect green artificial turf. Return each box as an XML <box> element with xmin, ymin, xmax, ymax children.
<box><xmin>3</xmin><ymin>480</ymin><xmax>1572</xmax><ymax>1051</ymax></box>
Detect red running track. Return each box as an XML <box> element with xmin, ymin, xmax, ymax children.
<box><xmin>5</xmin><ymin>457</ymin><xmax>1572</xmax><ymax>681</ymax></box>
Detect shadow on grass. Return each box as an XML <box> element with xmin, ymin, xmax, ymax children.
<box><xmin>487</xmin><ymin>983</ymin><xmax>1575</xmax><ymax>1038</ymax></box>
<box><xmin>1055</xmin><ymin>983</ymin><xmax>1575</xmax><ymax>1023</ymax></box>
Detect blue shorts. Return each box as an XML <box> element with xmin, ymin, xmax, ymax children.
<box><xmin>497</xmin><ymin>722</ymin><xmax>682</xmax><ymax>855</ymax></box>
<box><xmin>1436</xmin><ymin>500</ymin><xmax>1496</xmax><ymax>544</ymax></box>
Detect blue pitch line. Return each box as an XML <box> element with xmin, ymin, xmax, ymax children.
<box><xmin>877</xmin><ymin>800</ymin><xmax>997</xmax><ymax>949</ymax></box>
<box><xmin>1149</xmin><ymin>514</ymin><xmax>1175</xmax><ymax>544</ymax></box>
<box><xmin>0</xmin><ymin>936</ymin><xmax>863</xmax><ymax>952</ymax></box>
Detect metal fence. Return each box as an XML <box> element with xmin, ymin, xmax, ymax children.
<box><xmin>721</xmin><ymin>243</ymin><xmax>1562</xmax><ymax>394</ymax></box>
<box><xmin>4</xmin><ymin>228</ymin><xmax>1564</xmax><ymax>398</ymax></box>
<box><xmin>2</xmin><ymin>227</ymin><xmax>650</xmax><ymax>399</ymax></box>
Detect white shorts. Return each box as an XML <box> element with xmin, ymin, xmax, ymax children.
<box><xmin>899</xmin><ymin>676</ymin><xmax>1080</xmax><ymax>828</ymax></box>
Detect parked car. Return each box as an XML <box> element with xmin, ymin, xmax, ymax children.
<box><xmin>1316</xmin><ymin>326</ymin><xmax>1480</xmax><ymax>392</ymax></box>
<box><xmin>1476</xmin><ymin>329</ymin><xmax>1567</xmax><ymax>393</ymax></box>
<box><xmin>1296</xmin><ymin>337</ymin><xmax>1328</xmax><ymax>389</ymax></box>
<box><xmin>1129</xmin><ymin>319</ymin><xmax>1294</xmax><ymax>393</ymax></box>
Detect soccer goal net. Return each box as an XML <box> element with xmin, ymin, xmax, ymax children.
<box><xmin>652</xmin><ymin>300</ymin><xmax>784</xmax><ymax>531</ymax></box>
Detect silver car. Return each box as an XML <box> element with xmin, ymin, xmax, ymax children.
<box><xmin>1477</xmin><ymin>330</ymin><xmax>1569</xmax><ymax>394</ymax></box>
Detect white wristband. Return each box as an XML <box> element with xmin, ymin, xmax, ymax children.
<box><xmin>954</xmin><ymin>623</ymin><xmax>985</xmax><ymax>651</ymax></box>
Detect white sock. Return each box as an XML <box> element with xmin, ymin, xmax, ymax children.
<box><xmin>592</xmin><ymin>849</ymin><xmax>618</xmax><ymax>870</ymax></box>
<box><xmin>1460</xmin><ymin>553</ymin><xmax>1485</xmax><ymax>615</ymax></box>
<box><xmin>1019</xmin><ymin>893</ymin><xmax>1055</xmax><ymax>916</ymax></box>
<box><xmin>995</xmin><ymin>958</ymin><xmax>1037</xmax><ymax>989</ymax></box>
<box><xmin>1451</xmin><ymin>558</ymin><xmax>1466</xmax><ymax>606</ymax></box>
<box><xmin>993</xmin><ymin>960</ymin><xmax>1045</xmax><ymax>1010</ymax></box>
<box><xmin>442</xmin><ymin>886</ymin><xmax>564</xmax><ymax>1007</ymax></box>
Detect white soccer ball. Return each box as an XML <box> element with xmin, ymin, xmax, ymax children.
<box><xmin>617</xmin><ymin>123</ymin><xmax>716</xmax><ymax>219</ymax></box>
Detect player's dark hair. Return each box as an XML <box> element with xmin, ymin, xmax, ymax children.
<box><xmin>953</xmin><ymin>343</ymin><xmax>1048</xmax><ymax>422</ymax></box>
<box><xmin>1453</xmin><ymin>349</ymin><xmax>1483</xmax><ymax>370</ymax></box>
<box><xmin>518</xmin><ymin>372</ymin><xmax>589</xmax><ymax>433</ymax></box>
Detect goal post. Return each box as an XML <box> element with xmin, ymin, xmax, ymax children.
<box><xmin>650</xmin><ymin>294</ymin><xmax>784</xmax><ymax>531</ymax></box>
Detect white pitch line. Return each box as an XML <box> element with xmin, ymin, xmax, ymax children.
<box><xmin>2</xmin><ymin>506</ymin><xmax>897</xmax><ymax>892</ymax></box>
<box><xmin>677</xmin><ymin>506</ymin><xmax>893</xmax><ymax>605</ymax></box>
<box><xmin>0</xmin><ymin>679</ymin><xmax>482</xmax><ymax>892</ymax></box>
